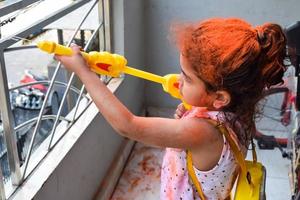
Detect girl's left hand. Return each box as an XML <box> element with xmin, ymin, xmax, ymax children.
<box><xmin>174</xmin><ymin>103</ymin><xmax>187</xmax><ymax>119</ymax></box>
<box><xmin>55</xmin><ymin>43</ymin><xmax>90</xmax><ymax>76</ymax></box>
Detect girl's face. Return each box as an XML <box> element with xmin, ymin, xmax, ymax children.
<box><xmin>179</xmin><ymin>54</ymin><xmax>216</xmax><ymax>108</ymax></box>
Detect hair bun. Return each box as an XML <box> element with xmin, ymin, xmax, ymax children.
<box><xmin>255</xmin><ymin>26</ymin><xmax>266</xmax><ymax>46</ymax></box>
<box><xmin>254</xmin><ymin>23</ymin><xmax>287</xmax><ymax>87</ymax></box>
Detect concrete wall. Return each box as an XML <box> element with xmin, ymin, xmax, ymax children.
<box><xmin>144</xmin><ymin>0</ymin><xmax>300</xmax><ymax>108</ymax></box>
<box><xmin>112</xmin><ymin>0</ymin><xmax>146</xmax><ymax>110</ymax></box>
<box><xmin>33</xmin><ymin>111</ymin><xmax>124</xmax><ymax>200</ymax></box>
<box><xmin>32</xmin><ymin>0</ymin><xmax>146</xmax><ymax>199</ymax></box>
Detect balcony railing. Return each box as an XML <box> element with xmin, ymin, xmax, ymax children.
<box><xmin>0</xmin><ymin>0</ymin><xmax>111</xmax><ymax>198</ymax></box>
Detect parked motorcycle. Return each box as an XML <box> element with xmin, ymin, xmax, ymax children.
<box><xmin>0</xmin><ymin>70</ymin><xmax>60</xmax><ymax>180</ymax></box>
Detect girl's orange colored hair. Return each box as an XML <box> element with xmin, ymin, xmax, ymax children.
<box><xmin>174</xmin><ymin>18</ymin><xmax>287</xmax><ymax>145</ymax></box>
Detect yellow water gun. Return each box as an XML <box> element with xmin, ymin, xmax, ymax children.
<box><xmin>37</xmin><ymin>41</ymin><xmax>191</xmax><ymax>109</ymax></box>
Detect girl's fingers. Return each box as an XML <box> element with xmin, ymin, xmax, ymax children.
<box><xmin>175</xmin><ymin>108</ymin><xmax>183</xmax><ymax>116</ymax></box>
<box><xmin>177</xmin><ymin>103</ymin><xmax>187</xmax><ymax>112</ymax></box>
<box><xmin>70</xmin><ymin>43</ymin><xmax>82</xmax><ymax>54</ymax></box>
<box><xmin>175</xmin><ymin>111</ymin><xmax>183</xmax><ymax>118</ymax></box>
<box><xmin>174</xmin><ymin>103</ymin><xmax>187</xmax><ymax>119</ymax></box>
<box><xmin>54</xmin><ymin>54</ymin><xmax>64</xmax><ymax>62</ymax></box>
<box><xmin>174</xmin><ymin>113</ymin><xmax>180</xmax><ymax>119</ymax></box>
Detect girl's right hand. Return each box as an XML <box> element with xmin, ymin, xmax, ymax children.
<box><xmin>55</xmin><ymin>44</ymin><xmax>91</xmax><ymax>77</ymax></box>
<box><xmin>174</xmin><ymin>103</ymin><xmax>187</xmax><ymax>119</ymax></box>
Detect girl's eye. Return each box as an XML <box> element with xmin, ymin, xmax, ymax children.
<box><xmin>183</xmin><ymin>75</ymin><xmax>192</xmax><ymax>83</ymax></box>
<box><xmin>180</xmin><ymin>70</ymin><xmax>192</xmax><ymax>83</ymax></box>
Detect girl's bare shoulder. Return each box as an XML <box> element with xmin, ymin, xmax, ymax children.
<box><xmin>179</xmin><ymin>117</ymin><xmax>223</xmax><ymax>148</ymax></box>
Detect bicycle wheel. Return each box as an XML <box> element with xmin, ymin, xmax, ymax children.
<box><xmin>255</xmin><ymin>87</ymin><xmax>292</xmax><ymax>148</ymax></box>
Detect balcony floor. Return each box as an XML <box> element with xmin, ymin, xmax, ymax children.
<box><xmin>110</xmin><ymin>142</ymin><xmax>163</xmax><ymax>200</ymax></box>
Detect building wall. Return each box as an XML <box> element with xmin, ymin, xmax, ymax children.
<box><xmin>144</xmin><ymin>0</ymin><xmax>300</xmax><ymax>108</ymax></box>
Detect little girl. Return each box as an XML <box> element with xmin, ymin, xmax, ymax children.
<box><xmin>56</xmin><ymin>18</ymin><xmax>287</xmax><ymax>199</ymax></box>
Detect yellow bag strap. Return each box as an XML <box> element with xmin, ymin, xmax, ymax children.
<box><xmin>251</xmin><ymin>137</ymin><xmax>257</xmax><ymax>163</ymax></box>
<box><xmin>186</xmin><ymin>120</ymin><xmax>255</xmax><ymax>199</ymax></box>
<box><xmin>186</xmin><ymin>150</ymin><xmax>206</xmax><ymax>200</ymax></box>
<box><xmin>216</xmin><ymin>124</ymin><xmax>248</xmax><ymax>176</ymax></box>
<box><xmin>215</xmin><ymin>123</ymin><xmax>256</xmax><ymax>188</ymax></box>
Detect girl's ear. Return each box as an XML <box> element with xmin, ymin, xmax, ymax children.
<box><xmin>212</xmin><ymin>90</ymin><xmax>231</xmax><ymax>109</ymax></box>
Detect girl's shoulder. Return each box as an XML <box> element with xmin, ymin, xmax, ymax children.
<box><xmin>182</xmin><ymin>106</ymin><xmax>221</xmax><ymax>121</ymax></box>
<box><xmin>183</xmin><ymin>107</ymin><xmax>246</xmax><ymax>152</ymax></box>
<box><xmin>179</xmin><ymin>107</ymin><xmax>224</xmax><ymax>149</ymax></box>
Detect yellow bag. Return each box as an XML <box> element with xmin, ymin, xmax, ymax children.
<box><xmin>187</xmin><ymin>123</ymin><xmax>266</xmax><ymax>200</ymax></box>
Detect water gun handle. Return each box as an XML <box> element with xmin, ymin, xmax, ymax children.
<box><xmin>37</xmin><ymin>41</ymin><xmax>90</xmax><ymax>61</ymax></box>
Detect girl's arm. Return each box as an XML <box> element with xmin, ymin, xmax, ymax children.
<box><xmin>55</xmin><ymin>45</ymin><xmax>220</xmax><ymax>149</ymax></box>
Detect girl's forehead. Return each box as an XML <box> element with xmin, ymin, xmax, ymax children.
<box><xmin>180</xmin><ymin>53</ymin><xmax>219</xmax><ymax>90</ymax></box>
<box><xmin>180</xmin><ymin>54</ymin><xmax>197</xmax><ymax>74</ymax></box>
<box><xmin>180</xmin><ymin>54</ymin><xmax>190</xmax><ymax>68</ymax></box>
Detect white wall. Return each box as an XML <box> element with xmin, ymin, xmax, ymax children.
<box><xmin>144</xmin><ymin>0</ymin><xmax>300</xmax><ymax>108</ymax></box>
